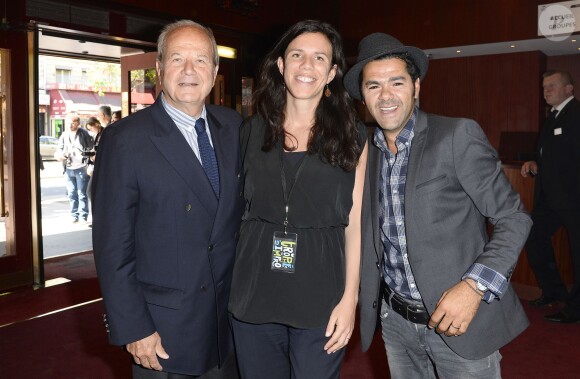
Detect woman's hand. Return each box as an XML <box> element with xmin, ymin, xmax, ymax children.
<box><xmin>323</xmin><ymin>295</ymin><xmax>357</xmax><ymax>354</ymax></box>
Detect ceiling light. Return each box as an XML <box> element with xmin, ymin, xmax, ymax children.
<box><xmin>456</xmin><ymin>50</ymin><xmax>461</xmax><ymax>53</ymax></box>
<box><xmin>572</xmin><ymin>39</ymin><xmax>577</xmax><ymax>42</ymax></box>
<box><xmin>217</xmin><ymin>45</ymin><xmax>237</xmax><ymax>59</ymax></box>
<box><xmin>510</xmin><ymin>45</ymin><xmax>516</xmax><ymax>48</ymax></box>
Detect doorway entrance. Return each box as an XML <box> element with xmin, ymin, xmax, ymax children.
<box><xmin>37</xmin><ymin>30</ymin><xmax>153</xmax><ymax>267</ymax></box>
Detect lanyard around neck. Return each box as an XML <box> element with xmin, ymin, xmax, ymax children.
<box><xmin>279</xmin><ymin>144</ymin><xmax>308</xmax><ymax>234</ymax></box>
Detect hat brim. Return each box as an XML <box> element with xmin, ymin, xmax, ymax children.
<box><xmin>344</xmin><ymin>46</ymin><xmax>428</xmax><ymax>101</ymax></box>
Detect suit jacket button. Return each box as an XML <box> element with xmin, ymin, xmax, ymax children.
<box><xmin>200</xmin><ymin>285</ymin><xmax>207</xmax><ymax>291</ymax></box>
<box><xmin>373</xmin><ymin>301</ymin><xmax>377</xmax><ymax>309</ymax></box>
<box><xmin>208</xmin><ymin>245</ymin><xmax>214</xmax><ymax>251</ymax></box>
<box><xmin>376</xmin><ymin>262</ymin><xmax>380</xmax><ymax>269</ymax></box>
<box><xmin>185</xmin><ymin>204</ymin><xmax>192</xmax><ymax>212</ymax></box>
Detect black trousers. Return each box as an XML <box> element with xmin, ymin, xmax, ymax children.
<box><xmin>132</xmin><ymin>351</ymin><xmax>239</xmax><ymax>379</ymax></box>
<box><xmin>526</xmin><ymin>199</ymin><xmax>580</xmax><ymax>315</ymax></box>
<box><xmin>231</xmin><ymin>317</ymin><xmax>346</xmax><ymax>379</ymax></box>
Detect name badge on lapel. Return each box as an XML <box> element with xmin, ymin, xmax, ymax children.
<box><xmin>554</xmin><ymin>128</ymin><xmax>562</xmax><ymax>135</ymax></box>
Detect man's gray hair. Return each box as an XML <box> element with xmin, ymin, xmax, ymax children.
<box><xmin>99</xmin><ymin>105</ymin><xmax>112</xmax><ymax>118</ymax></box>
<box><xmin>157</xmin><ymin>20</ymin><xmax>219</xmax><ymax>68</ymax></box>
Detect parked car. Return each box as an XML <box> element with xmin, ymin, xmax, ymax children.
<box><xmin>39</xmin><ymin>135</ymin><xmax>59</xmax><ymax>160</ymax></box>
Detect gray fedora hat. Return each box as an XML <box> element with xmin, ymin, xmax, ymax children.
<box><xmin>344</xmin><ymin>33</ymin><xmax>429</xmax><ymax>100</ymax></box>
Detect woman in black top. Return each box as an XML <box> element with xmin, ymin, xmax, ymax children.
<box><xmin>229</xmin><ymin>20</ymin><xmax>367</xmax><ymax>378</ymax></box>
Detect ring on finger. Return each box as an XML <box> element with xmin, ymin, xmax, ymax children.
<box><xmin>450</xmin><ymin>324</ymin><xmax>461</xmax><ymax>329</ymax></box>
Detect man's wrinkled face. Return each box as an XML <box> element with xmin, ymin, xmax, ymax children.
<box><xmin>157</xmin><ymin>26</ymin><xmax>218</xmax><ymax>116</ymax></box>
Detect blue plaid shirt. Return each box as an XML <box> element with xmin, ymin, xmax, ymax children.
<box><xmin>375</xmin><ymin>108</ymin><xmax>506</xmax><ymax>303</ymax></box>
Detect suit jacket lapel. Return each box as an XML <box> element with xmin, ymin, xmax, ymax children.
<box><xmin>149</xmin><ymin>100</ymin><xmax>218</xmax><ymax>216</ymax></box>
<box><xmin>207</xmin><ymin>109</ymin><xmax>235</xmax><ymax>200</ymax></box>
<box><xmin>553</xmin><ymin>98</ymin><xmax>578</xmax><ymax>129</ymax></box>
<box><xmin>405</xmin><ymin>109</ymin><xmax>428</xmax><ymax>228</ymax></box>
<box><xmin>367</xmin><ymin>133</ymin><xmax>383</xmax><ymax>263</ymax></box>
<box><xmin>206</xmin><ymin>108</ymin><xmax>237</xmax><ymax>236</ymax></box>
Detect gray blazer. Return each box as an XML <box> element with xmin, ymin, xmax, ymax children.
<box><xmin>359</xmin><ymin>110</ymin><xmax>532</xmax><ymax>360</ymax></box>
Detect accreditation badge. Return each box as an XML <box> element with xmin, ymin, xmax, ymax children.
<box><xmin>271</xmin><ymin>231</ymin><xmax>298</xmax><ymax>273</ymax></box>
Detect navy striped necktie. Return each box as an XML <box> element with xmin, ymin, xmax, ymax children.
<box><xmin>194</xmin><ymin>118</ymin><xmax>220</xmax><ymax>198</ymax></box>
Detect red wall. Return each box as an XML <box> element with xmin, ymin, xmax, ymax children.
<box><xmin>69</xmin><ymin>0</ymin><xmax>563</xmax><ymax>56</ymax></box>
<box><xmin>420</xmin><ymin>51</ymin><xmax>546</xmax><ymax>150</ymax></box>
<box><xmin>337</xmin><ymin>0</ymin><xmax>561</xmax><ymax>55</ymax></box>
<box><xmin>547</xmin><ymin>55</ymin><xmax>580</xmax><ymax>87</ymax></box>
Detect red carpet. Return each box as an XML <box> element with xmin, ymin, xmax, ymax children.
<box><xmin>1</xmin><ymin>298</ymin><xmax>579</xmax><ymax>378</ymax></box>
<box><xmin>0</xmin><ymin>278</ymin><xmax>101</xmax><ymax>327</ymax></box>
<box><xmin>0</xmin><ymin>300</ymin><xmax>131</xmax><ymax>378</ymax></box>
<box><xmin>0</xmin><ymin>253</ymin><xmax>579</xmax><ymax>378</ymax></box>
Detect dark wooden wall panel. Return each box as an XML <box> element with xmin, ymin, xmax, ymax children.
<box><xmin>67</xmin><ymin>0</ymin><xmax>556</xmax><ymax>57</ymax></box>
<box><xmin>338</xmin><ymin>0</ymin><xmax>554</xmax><ymax>55</ymax></box>
<box><xmin>547</xmin><ymin>55</ymin><xmax>580</xmax><ymax>87</ymax></box>
<box><xmin>503</xmin><ymin>165</ymin><xmax>573</xmax><ymax>287</ymax></box>
<box><xmin>419</xmin><ymin>51</ymin><xmax>546</xmax><ymax>150</ymax></box>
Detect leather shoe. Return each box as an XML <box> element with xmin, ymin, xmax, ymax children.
<box><xmin>544</xmin><ymin>310</ymin><xmax>580</xmax><ymax>323</ymax></box>
<box><xmin>528</xmin><ymin>295</ymin><xmax>557</xmax><ymax>307</ymax></box>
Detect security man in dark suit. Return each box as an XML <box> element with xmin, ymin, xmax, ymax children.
<box><xmin>521</xmin><ymin>70</ymin><xmax>580</xmax><ymax>323</ymax></box>
<box><xmin>92</xmin><ymin>20</ymin><xmax>243</xmax><ymax>378</ymax></box>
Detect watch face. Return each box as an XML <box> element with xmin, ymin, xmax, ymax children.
<box><xmin>476</xmin><ymin>282</ymin><xmax>488</xmax><ymax>292</ymax></box>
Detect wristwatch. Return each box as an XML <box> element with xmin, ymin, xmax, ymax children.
<box><xmin>475</xmin><ymin>281</ymin><xmax>488</xmax><ymax>293</ymax></box>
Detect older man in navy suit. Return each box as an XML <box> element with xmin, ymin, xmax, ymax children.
<box><xmin>92</xmin><ymin>20</ymin><xmax>243</xmax><ymax>378</ymax></box>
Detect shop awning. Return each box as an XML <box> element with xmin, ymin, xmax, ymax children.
<box><xmin>49</xmin><ymin>89</ymin><xmax>121</xmax><ymax>118</ymax></box>
<box><xmin>130</xmin><ymin>91</ymin><xmax>156</xmax><ymax>105</ymax></box>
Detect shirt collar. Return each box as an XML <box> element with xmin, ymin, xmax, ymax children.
<box><xmin>373</xmin><ymin>107</ymin><xmax>417</xmax><ymax>154</ymax></box>
<box><xmin>160</xmin><ymin>92</ymin><xmax>207</xmax><ymax>128</ymax></box>
<box><xmin>552</xmin><ymin>96</ymin><xmax>574</xmax><ymax>113</ymax></box>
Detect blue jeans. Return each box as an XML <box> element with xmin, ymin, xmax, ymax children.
<box><xmin>65</xmin><ymin>166</ymin><xmax>89</xmax><ymax>220</ymax></box>
<box><xmin>380</xmin><ymin>299</ymin><xmax>501</xmax><ymax>379</ymax></box>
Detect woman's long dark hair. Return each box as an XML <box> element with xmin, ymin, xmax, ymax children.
<box><xmin>253</xmin><ymin>20</ymin><xmax>361</xmax><ymax>171</ymax></box>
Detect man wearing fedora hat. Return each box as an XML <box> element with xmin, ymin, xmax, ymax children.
<box><xmin>346</xmin><ymin>33</ymin><xmax>531</xmax><ymax>378</ymax></box>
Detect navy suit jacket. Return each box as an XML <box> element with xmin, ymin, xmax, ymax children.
<box><xmin>92</xmin><ymin>97</ymin><xmax>244</xmax><ymax>375</ymax></box>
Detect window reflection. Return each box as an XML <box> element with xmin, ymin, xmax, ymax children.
<box><xmin>130</xmin><ymin>68</ymin><xmax>156</xmax><ymax>113</ymax></box>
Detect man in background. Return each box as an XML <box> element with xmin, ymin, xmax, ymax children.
<box><xmin>54</xmin><ymin>112</ymin><xmax>93</xmax><ymax>223</ymax></box>
<box><xmin>521</xmin><ymin>70</ymin><xmax>580</xmax><ymax>323</ymax></box>
<box><xmin>112</xmin><ymin>110</ymin><xmax>122</xmax><ymax>123</ymax></box>
<box><xmin>97</xmin><ymin>105</ymin><xmax>112</xmax><ymax>127</ymax></box>
<box><xmin>92</xmin><ymin>19</ymin><xmax>243</xmax><ymax>378</ymax></box>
